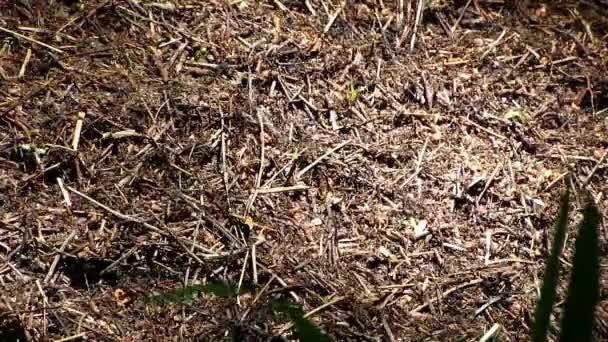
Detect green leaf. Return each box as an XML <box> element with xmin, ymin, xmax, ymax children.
<box><xmin>143</xmin><ymin>280</ymin><xmax>240</xmax><ymax>305</ymax></box>
<box><xmin>272</xmin><ymin>300</ymin><xmax>332</xmax><ymax>342</ymax></box>
<box><xmin>532</xmin><ymin>187</ymin><xmax>570</xmax><ymax>342</ymax></box>
<box><xmin>558</xmin><ymin>197</ymin><xmax>600</xmax><ymax>342</ymax></box>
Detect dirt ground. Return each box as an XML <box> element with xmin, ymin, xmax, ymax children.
<box><xmin>1</xmin><ymin>0</ymin><xmax>608</xmax><ymax>341</ymax></box>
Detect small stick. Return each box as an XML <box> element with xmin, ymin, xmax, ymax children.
<box><xmin>53</xmin><ymin>332</ymin><xmax>87</xmax><ymax>342</ymax></box>
<box><xmin>257</xmin><ymin>184</ymin><xmax>310</xmax><ymax>194</ymax></box>
<box><xmin>35</xmin><ymin>279</ymin><xmax>49</xmax><ymax>306</ymax></box>
<box><xmin>383</xmin><ymin>315</ymin><xmax>396</xmax><ymax>342</ymax></box>
<box><xmin>258</xmin><ymin>264</ymin><xmax>299</xmax><ymax>302</ymax></box>
<box><xmin>44</xmin><ymin>230</ymin><xmax>77</xmax><ymax>284</ymax></box>
<box><xmin>0</xmin><ymin>26</ymin><xmax>64</xmax><ymax>54</ymax></box>
<box><xmin>251</xmin><ymin>275</ymin><xmax>276</xmax><ymax>305</ymax></box>
<box><xmin>464</xmin><ymin>117</ymin><xmax>507</xmax><ymax>140</ymax></box>
<box><xmin>237</xmin><ymin>249</ymin><xmax>250</xmax><ymax>305</ymax></box>
<box><xmin>296</xmin><ymin>140</ymin><xmax>352</xmax><ymax>179</ymax></box>
<box><xmin>323</xmin><ymin>2</ymin><xmax>345</xmax><ymax>33</ymax></box>
<box><xmin>276</xmin><ymin>296</ymin><xmax>346</xmax><ymax>335</ymax></box>
<box><xmin>0</xmin><ymin>254</ymin><xmax>25</xmax><ymax>280</ymax></box>
<box><xmin>273</xmin><ymin>0</ymin><xmax>287</xmax><ymax>11</ymax></box>
<box><xmin>71</xmin><ymin>111</ymin><xmax>86</xmax><ymax>151</ymax></box>
<box><xmin>398</xmin><ymin>137</ymin><xmax>429</xmax><ymax>187</ymax></box>
<box><xmin>67</xmin><ymin>186</ymin><xmax>144</xmax><ymax>224</ymax></box>
<box><xmin>582</xmin><ymin>149</ymin><xmax>608</xmax><ymax>188</ymax></box>
<box><xmin>475</xmin><ymin>296</ymin><xmax>502</xmax><ymax>316</ymax></box>
<box><xmin>410</xmin><ymin>278</ymin><xmax>483</xmax><ymax>314</ymax></box>
<box><xmin>100</xmin><ymin>247</ymin><xmax>137</xmax><ymax>275</ymax></box>
<box><xmin>484</xmin><ymin>230</ymin><xmax>492</xmax><ymax>265</ymax></box>
<box><xmin>68</xmin><ymin>186</ymin><xmax>218</xmax><ymax>266</ymax></box>
<box><xmin>220</xmin><ymin>110</ymin><xmax>231</xmax><ymax>206</ymax></box>
<box><xmin>409</xmin><ymin>0</ymin><xmax>425</xmax><ymax>52</ymax></box>
<box><xmin>476</xmin><ymin>162</ymin><xmax>502</xmax><ymax>205</ymax></box>
<box><xmin>305</xmin><ymin>0</ymin><xmax>316</xmax><ymax>16</ymax></box>
<box><xmin>479</xmin><ymin>323</ymin><xmax>501</xmax><ymax>342</ymax></box>
<box><xmin>18</xmin><ymin>48</ymin><xmax>32</xmax><ymax>78</ymax></box>
<box><xmin>544</xmin><ymin>171</ymin><xmax>569</xmax><ymax>192</ymax></box>
<box><xmin>395</xmin><ymin>0</ymin><xmax>411</xmax><ymax>48</ymax></box>
<box><xmin>480</xmin><ymin>29</ymin><xmax>508</xmax><ymax>61</ymax></box>
<box><xmin>397</xmin><ymin>0</ymin><xmax>404</xmax><ymax>26</ymax></box>
<box><xmin>244</xmin><ymin>71</ymin><xmax>264</xmax><ymax>214</ymax></box>
<box><xmin>450</xmin><ymin>0</ymin><xmax>472</xmax><ymax>33</ymax></box>
<box><xmin>251</xmin><ymin>241</ymin><xmax>258</xmax><ymax>285</ymax></box>
<box><xmin>56</xmin><ymin>177</ymin><xmax>71</xmax><ymax>208</ymax></box>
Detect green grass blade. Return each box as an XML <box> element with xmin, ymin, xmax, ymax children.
<box><xmin>532</xmin><ymin>188</ymin><xmax>570</xmax><ymax>342</ymax></box>
<box><xmin>273</xmin><ymin>300</ymin><xmax>332</xmax><ymax>342</ymax></box>
<box><xmin>143</xmin><ymin>280</ymin><xmax>240</xmax><ymax>305</ymax></box>
<box><xmin>558</xmin><ymin>199</ymin><xmax>600</xmax><ymax>342</ymax></box>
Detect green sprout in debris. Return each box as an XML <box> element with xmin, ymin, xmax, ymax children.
<box><xmin>143</xmin><ymin>280</ymin><xmax>239</xmax><ymax>306</ymax></box>
<box><xmin>193</xmin><ymin>47</ymin><xmax>208</xmax><ymax>61</ymax></box>
<box><xmin>14</xmin><ymin>143</ymin><xmax>48</xmax><ymax>165</ymax></box>
<box><xmin>347</xmin><ymin>82</ymin><xmax>358</xmax><ymax>103</ymax></box>
<box><xmin>140</xmin><ymin>280</ymin><xmax>332</xmax><ymax>342</ymax></box>
<box><xmin>504</xmin><ymin>107</ymin><xmax>530</xmax><ymax>125</ymax></box>
<box><xmin>290</xmin><ymin>148</ymin><xmax>301</xmax><ymax>160</ymax></box>
<box><xmin>272</xmin><ymin>299</ymin><xmax>332</xmax><ymax>342</ymax></box>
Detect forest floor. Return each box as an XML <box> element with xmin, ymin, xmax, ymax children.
<box><xmin>1</xmin><ymin>0</ymin><xmax>608</xmax><ymax>341</ymax></box>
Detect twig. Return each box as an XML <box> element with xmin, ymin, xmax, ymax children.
<box><xmin>53</xmin><ymin>332</ymin><xmax>87</xmax><ymax>342</ymax></box>
<box><xmin>220</xmin><ymin>110</ymin><xmax>231</xmax><ymax>207</ymax></box>
<box><xmin>67</xmin><ymin>187</ymin><xmax>240</xmax><ymax>262</ymax></box>
<box><xmin>56</xmin><ymin>178</ymin><xmax>71</xmax><ymax>208</ymax></box>
<box><xmin>0</xmin><ymin>26</ymin><xmax>64</xmax><ymax>54</ymax></box>
<box><xmin>464</xmin><ymin>117</ymin><xmax>507</xmax><ymax>140</ymax></box>
<box><xmin>67</xmin><ymin>186</ymin><xmax>146</xmax><ymax>224</ymax></box>
<box><xmin>237</xmin><ymin>249</ymin><xmax>250</xmax><ymax>305</ymax></box>
<box><xmin>410</xmin><ymin>278</ymin><xmax>483</xmax><ymax>314</ymax></box>
<box><xmin>475</xmin><ymin>296</ymin><xmax>502</xmax><ymax>316</ymax></box>
<box><xmin>582</xmin><ymin>149</ymin><xmax>608</xmax><ymax>187</ymax></box>
<box><xmin>305</xmin><ymin>0</ymin><xmax>316</xmax><ymax>16</ymax></box>
<box><xmin>257</xmin><ymin>184</ymin><xmax>310</xmax><ymax>194</ymax></box>
<box><xmin>395</xmin><ymin>0</ymin><xmax>412</xmax><ymax>47</ymax></box>
<box><xmin>476</xmin><ymin>162</ymin><xmax>502</xmax><ymax>205</ymax></box>
<box><xmin>1</xmin><ymin>78</ymin><xmax>57</xmax><ymax>119</ymax></box>
<box><xmin>480</xmin><ymin>29</ymin><xmax>508</xmax><ymax>61</ymax></box>
<box><xmin>296</xmin><ymin>140</ymin><xmax>352</xmax><ymax>179</ymax></box>
<box><xmin>251</xmin><ymin>241</ymin><xmax>258</xmax><ymax>285</ymax></box>
<box><xmin>44</xmin><ymin>230</ymin><xmax>77</xmax><ymax>284</ymax></box>
<box><xmin>244</xmin><ymin>69</ymin><xmax>264</xmax><ymax>214</ymax></box>
<box><xmin>479</xmin><ymin>323</ymin><xmax>501</xmax><ymax>342</ymax></box>
<box><xmin>18</xmin><ymin>48</ymin><xmax>32</xmax><ymax>78</ymax></box>
<box><xmin>273</xmin><ymin>0</ymin><xmax>287</xmax><ymax>11</ymax></box>
<box><xmin>258</xmin><ymin>264</ymin><xmax>299</xmax><ymax>302</ymax></box>
<box><xmin>169</xmin><ymin>189</ymin><xmax>243</xmax><ymax>246</ymax></box>
<box><xmin>323</xmin><ymin>2</ymin><xmax>345</xmax><ymax>33</ymax></box>
<box><xmin>410</xmin><ymin>0</ymin><xmax>425</xmax><ymax>52</ymax></box>
<box><xmin>276</xmin><ymin>296</ymin><xmax>346</xmax><ymax>335</ymax></box>
<box><xmin>544</xmin><ymin>171</ymin><xmax>569</xmax><ymax>192</ymax></box>
<box><xmin>100</xmin><ymin>247</ymin><xmax>137</xmax><ymax>275</ymax></box>
<box><xmin>397</xmin><ymin>136</ymin><xmax>429</xmax><ymax>187</ymax></box>
<box><xmin>383</xmin><ymin>315</ymin><xmax>396</xmax><ymax>342</ymax></box>
<box><xmin>71</xmin><ymin>111</ymin><xmax>86</xmax><ymax>151</ymax></box>
<box><xmin>246</xmin><ymin>106</ymin><xmax>266</xmax><ymax>214</ymax></box>
<box><xmin>450</xmin><ymin>0</ymin><xmax>472</xmax><ymax>33</ymax></box>
<box><xmin>484</xmin><ymin>230</ymin><xmax>493</xmax><ymax>265</ymax></box>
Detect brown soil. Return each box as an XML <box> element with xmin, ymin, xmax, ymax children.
<box><xmin>1</xmin><ymin>0</ymin><xmax>608</xmax><ymax>341</ymax></box>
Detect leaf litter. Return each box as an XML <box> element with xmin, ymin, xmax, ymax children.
<box><xmin>0</xmin><ymin>0</ymin><xmax>607</xmax><ymax>340</ymax></box>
